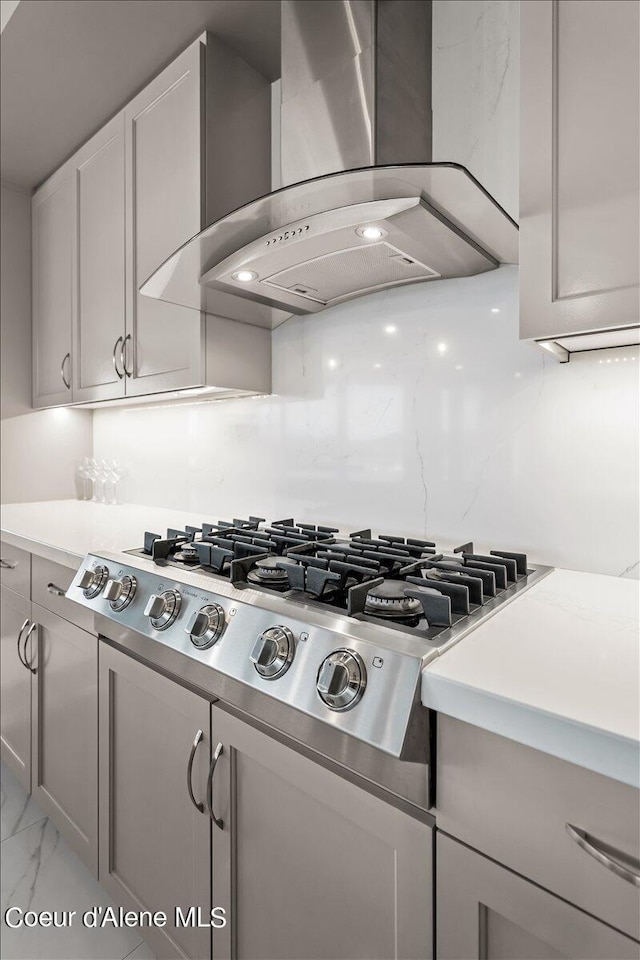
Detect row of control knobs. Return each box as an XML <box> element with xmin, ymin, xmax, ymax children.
<box><xmin>77</xmin><ymin>567</ymin><xmax>366</xmax><ymax>710</ymax></box>
<box><xmin>78</xmin><ymin>567</ymin><xmax>225</xmax><ymax>647</ymax></box>
<box><xmin>247</xmin><ymin>629</ymin><xmax>366</xmax><ymax>709</ymax></box>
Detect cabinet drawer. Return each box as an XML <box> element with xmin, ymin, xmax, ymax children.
<box><xmin>32</xmin><ymin>555</ymin><xmax>94</xmax><ymax>633</ymax></box>
<box><xmin>436</xmin><ymin>716</ymin><xmax>640</xmax><ymax>940</ymax></box>
<box><xmin>0</xmin><ymin>541</ymin><xmax>31</xmax><ymax>598</ymax></box>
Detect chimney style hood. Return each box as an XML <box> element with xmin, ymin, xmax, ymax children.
<box><xmin>140</xmin><ymin>0</ymin><xmax>519</xmax><ymax>330</ymax></box>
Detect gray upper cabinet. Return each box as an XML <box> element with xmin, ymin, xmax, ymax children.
<box><xmin>32</xmin><ymin>167</ymin><xmax>74</xmax><ymax>407</ymax></box>
<box><xmin>123</xmin><ymin>39</ymin><xmax>205</xmax><ymax>397</ymax></box>
<box><xmin>437</xmin><ymin>833</ymin><xmax>640</xmax><ymax>960</ymax></box>
<box><xmin>31</xmin><ymin>33</ymin><xmax>272</xmax><ymax>410</ymax></box>
<box><xmin>520</xmin><ymin>0</ymin><xmax>640</xmax><ymax>355</ymax></box>
<box><xmin>211</xmin><ymin>706</ymin><xmax>433</xmax><ymax>960</ymax></box>
<box><xmin>72</xmin><ymin>113</ymin><xmax>126</xmax><ymax>403</ymax></box>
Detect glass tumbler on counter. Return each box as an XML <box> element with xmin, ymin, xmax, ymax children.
<box><xmin>75</xmin><ymin>458</ymin><xmax>125</xmax><ymax>504</ymax></box>
<box><xmin>104</xmin><ymin>460</ymin><xmax>124</xmax><ymax>505</ymax></box>
<box><xmin>75</xmin><ymin>457</ymin><xmax>93</xmax><ymax>500</ymax></box>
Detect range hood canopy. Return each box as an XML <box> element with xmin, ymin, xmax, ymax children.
<box><xmin>140</xmin><ymin>1</ymin><xmax>519</xmax><ymax>329</ymax></box>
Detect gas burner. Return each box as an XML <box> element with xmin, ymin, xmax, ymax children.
<box><xmin>247</xmin><ymin>557</ymin><xmax>291</xmax><ymax>591</ymax></box>
<box><xmin>364</xmin><ymin>580</ymin><xmax>424</xmax><ymax>623</ymax></box>
<box><xmin>172</xmin><ymin>543</ymin><xmax>201</xmax><ymax>566</ymax></box>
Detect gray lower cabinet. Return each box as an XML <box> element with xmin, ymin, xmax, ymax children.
<box><xmin>210</xmin><ymin>706</ymin><xmax>433</xmax><ymax>960</ymax></box>
<box><xmin>30</xmin><ymin>603</ymin><xmax>98</xmax><ymax>873</ymax></box>
<box><xmin>98</xmin><ymin>641</ymin><xmax>212</xmax><ymax>960</ymax></box>
<box><xmin>436</xmin><ymin>832</ymin><xmax>640</xmax><ymax>960</ymax></box>
<box><xmin>0</xmin><ymin>586</ymin><xmax>32</xmax><ymax>791</ymax></box>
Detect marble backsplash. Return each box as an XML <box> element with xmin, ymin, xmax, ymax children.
<box><xmin>93</xmin><ymin>266</ymin><xmax>639</xmax><ymax>579</ymax></box>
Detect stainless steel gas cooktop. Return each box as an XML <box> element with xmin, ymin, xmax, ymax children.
<box><xmin>67</xmin><ymin>515</ymin><xmax>551</xmax><ymax>765</ymax></box>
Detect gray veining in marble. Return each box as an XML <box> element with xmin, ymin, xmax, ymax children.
<box><xmin>1</xmin><ymin>765</ymin><xmax>155</xmax><ymax>960</ymax></box>
<box><xmin>1</xmin><ymin>765</ymin><xmax>44</xmax><ymax>843</ymax></box>
<box><xmin>93</xmin><ymin>266</ymin><xmax>640</xmax><ymax>580</ymax></box>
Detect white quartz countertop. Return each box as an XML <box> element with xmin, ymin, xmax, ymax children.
<box><xmin>422</xmin><ymin>568</ymin><xmax>640</xmax><ymax>787</ymax></box>
<box><xmin>1</xmin><ymin>499</ymin><xmax>215</xmax><ymax>568</ymax></box>
<box><xmin>3</xmin><ymin>501</ymin><xmax>638</xmax><ymax>787</ymax></box>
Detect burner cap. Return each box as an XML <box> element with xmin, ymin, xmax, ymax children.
<box><xmin>365</xmin><ymin>580</ymin><xmax>423</xmax><ymax>618</ymax></box>
<box><xmin>247</xmin><ymin>556</ymin><xmax>290</xmax><ymax>587</ymax></box>
<box><xmin>173</xmin><ymin>544</ymin><xmax>200</xmax><ymax>565</ymax></box>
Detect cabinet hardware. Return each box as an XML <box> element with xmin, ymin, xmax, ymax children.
<box><xmin>47</xmin><ymin>582</ymin><xmax>66</xmax><ymax>597</ymax></box>
<box><xmin>206</xmin><ymin>742</ymin><xmax>224</xmax><ymax>830</ymax></box>
<box><xmin>23</xmin><ymin>622</ymin><xmax>38</xmax><ymax>674</ymax></box>
<box><xmin>0</xmin><ymin>558</ymin><xmax>17</xmax><ymax>569</ymax></box>
<box><xmin>61</xmin><ymin>353</ymin><xmax>71</xmax><ymax>390</ymax></box>
<box><xmin>16</xmin><ymin>618</ymin><xmax>30</xmax><ymax>668</ymax></box>
<box><xmin>121</xmin><ymin>334</ymin><xmax>133</xmax><ymax>378</ymax></box>
<box><xmin>112</xmin><ymin>337</ymin><xmax>124</xmax><ymax>379</ymax></box>
<box><xmin>566</xmin><ymin>823</ymin><xmax>640</xmax><ymax>888</ymax></box>
<box><xmin>187</xmin><ymin>729</ymin><xmax>205</xmax><ymax>813</ymax></box>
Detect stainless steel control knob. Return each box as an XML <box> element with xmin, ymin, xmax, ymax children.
<box><xmin>78</xmin><ymin>565</ymin><xmax>108</xmax><ymax>599</ymax></box>
<box><xmin>185</xmin><ymin>603</ymin><xmax>225</xmax><ymax>649</ymax></box>
<box><xmin>250</xmin><ymin>625</ymin><xmax>295</xmax><ymax>679</ymax></box>
<box><xmin>104</xmin><ymin>575</ymin><xmax>137</xmax><ymax>611</ymax></box>
<box><xmin>317</xmin><ymin>649</ymin><xmax>366</xmax><ymax>711</ymax></box>
<box><xmin>144</xmin><ymin>590</ymin><xmax>182</xmax><ymax>630</ymax></box>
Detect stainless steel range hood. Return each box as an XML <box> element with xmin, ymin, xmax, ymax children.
<box><xmin>140</xmin><ymin>1</ymin><xmax>519</xmax><ymax>329</ymax></box>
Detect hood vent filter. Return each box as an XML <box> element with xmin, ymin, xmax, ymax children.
<box><xmin>264</xmin><ymin>242</ymin><xmax>438</xmax><ymax>305</ymax></box>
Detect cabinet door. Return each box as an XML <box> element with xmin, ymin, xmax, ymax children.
<box><xmin>437</xmin><ymin>833</ymin><xmax>639</xmax><ymax>960</ymax></box>
<box><xmin>31</xmin><ymin>603</ymin><xmax>98</xmax><ymax>873</ymax></box>
<box><xmin>520</xmin><ymin>0</ymin><xmax>640</xmax><ymax>343</ymax></box>
<box><xmin>0</xmin><ymin>587</ymin><xmax>32</xmax><ymax>790</ymax></box>
<box><xmin>72</xmin><ymin>113</ymin><xmax>126</xmax><ymax>403</ymax></box>
<box><xmin>211</xmin><ymin>706</ymin><xmax>433</xmax><ymax>960</ymax></box>
<box><xmin>32</xmin><ymin>166</ymin><xmax>73</xmax><ymax>407</ymax></box>
<box><xmin>124</xmin><ymin>38</ymin><xmax>204</xmax><ymax>397</ymax></box>
<box><xmin>99</xmin><ymin>642</ymin><xmax>211</xmax><ymax>960</ymax></box>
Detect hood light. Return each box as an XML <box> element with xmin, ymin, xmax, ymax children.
<box><xmin>232</xmin><ymin>269</ymin><xmax>258</xmax><ymax>283</ymax></box>
<box><xmin>356</xmin><ymin>225</ymin><xmax>387</xmax><ymax>241</ymax></box>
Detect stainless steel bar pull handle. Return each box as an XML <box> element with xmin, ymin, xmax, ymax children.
<box><xmin>47</xmin><ymin>582</ymin><xmax>66</xmax><ymax>597</ymax></box>
<box><xmin>23</xmin><ymin>623</ymin><xmax>38</xmax><ymax>674</ymax></box>
<box><xmin>61</xmin><ymin>352</ymin><xmax>71</xmax><ymax>389</ymax></box>
<box><xmin>187</xmin><ymin>729</ymin><xmax>205</xmax><ymax>813</ymax></box>
<box><xmin>0</xmin><ymin>558</ymin><xmax>17</xmax><ymax>569</ymax></box>
<box><xmin>112</xmin><ymin>337</ymin><xmax>124</xmax><ymax>379</ymax></box>
<box><xmin>206</xmin><ymin>742</ymin><xmax>224</xmax><ymax>830</ymax></box>
<box><xmin>566</xmin><ymin>823</ymin><xmax>640</xmax><ymax>887</ymax></box>
<box><xmin>16</xmin><ymin>618</ymin><xmax>30</xmax><ymax>668</ymax></box>
<box><xmin>121</xmin><ymin>334</ymin><xmax>133</xmax><ymax>378</ymax></box>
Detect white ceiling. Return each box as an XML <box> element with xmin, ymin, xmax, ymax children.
<box><xmin>0</xmin><ymin>0</ymin><xmax>281</xmax><ymax>190</ymax></box>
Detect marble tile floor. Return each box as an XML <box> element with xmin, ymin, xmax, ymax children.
<box><xmin>1</xmin><ymin>763</ymin><xmax>156</xmax><ymax>960</ymax></box>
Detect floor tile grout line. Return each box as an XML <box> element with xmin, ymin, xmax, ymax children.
<box><xmin>1</xmin><ymin>815</ymin><xmax>48</xmax><ymax>845</ymax></box>
<box><xmin>120</xmin><ymin>939</ymin><xmax>145</xmax><ymax>960</ymax></box>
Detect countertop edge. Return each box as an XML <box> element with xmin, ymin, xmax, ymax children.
<box><xmin>421</xmin><ymin>672</ymin><xmax>640</xmax><ymax>789</ymax></box>
<box><xmin>1</xmin><ymin>528</ymin><xmax>83</xmax><ymax>570</ymax></box>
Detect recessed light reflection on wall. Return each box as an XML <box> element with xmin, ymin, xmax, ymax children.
<box><xmin>373</xmin><ymin>363</ymin><xmax>382</xmax><ymax>369</ymax></box>
<box><xmin>600</xmin><ymin>354</ymin><xmax>637</xmax><ymax>364</ymax></box>
<box><xmin>437</xmin><ymin>342</ymin><xmax>448</xmax><ymax>355</ymax></box>
<box><xmin>327</xmin><ymin>357</ymin><xmax>339</xmax><ymax>369</ymax></box>
<box><xmin>491</xmin><ymin>307</ymin><xmax>501</xmax><ymax>314</ymax></box>
<box><xmin>455</xmin><ymin>364</ymin><xmax>463</xmax><ymax>371</ymax></box>
<box><xmin>384</xmin><ymin>325</ymin><xmax>397</xmax><ymax>334</ymax></box>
